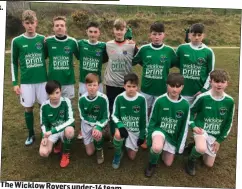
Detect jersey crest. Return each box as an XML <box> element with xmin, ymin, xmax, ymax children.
<box><xmin>64</xmin><ymin>46</ymin><xmax>71</xmax><ymax>54</ymax></box>
<box><xmin>133</xmin><ymin>105</ymin><xmax>140</xmax><ymax>113</ymax></box>
<box><xmin>176</xmin><ymin>110</ymin><xmax>184</xmax><ymax>118</ymax></box>
<box><xmin>35</xmin><ymin>42</ymin><xmax>43</xmax><ymax>50</ymax></box>
<box><xmin>197</xmin><ymin>57</ymin><xmax>206</xmax><ymax>65</ymax></box>
<box><xmin>219</xmin><ymin>107</ymin><xmax>227</xmax><ymax>115</ymax></box>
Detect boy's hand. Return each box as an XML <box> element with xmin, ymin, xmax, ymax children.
<box><xmin>118</xmin><ymin>127</ymin><xmax>129</xmax><ymax>139</ymax></box>
<box><xmin>92</xmin><ymin>129</ymin><xmax>102</xmax><ymax>140</ymax></box>
<box><xmin>44</xmin><ymin>131</ymin><xmax>52</xmax><ymax>138</ymax></box>
<box><xmin>13</xmin><ymin>85</ymin><xmax>21</xmax><ymax>95</ymax></box>
<box><xmin>212</xmin><ymin>141</ymin><xmax>220</xmax><ymax>153</ymax></box>
<box><xmin>193</xmin><ymin>127</ymin><xmax>204</xmax><ymax>135</ymax></box>
<box><xmin>137</xmin><ymin>138</ymin><xmax>145</xmax><ymax>146</ymax></box>
<box><xmin>41</xmin><ymin>138</ymin><xmax>48</xmax><ymax>146</ymax></box>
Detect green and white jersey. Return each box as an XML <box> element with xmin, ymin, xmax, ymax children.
<box><xmin>147</xmin><ymin>93</ymin><xmax>190</xmax><ymax>154</ymax></box>
<box><xmin>11</xmin><ymin>33</ymin><xmax>47</xmax><ymax>86</ymax></box>
<box><xmin>78</xmin><ymin>39</ymin><xmax>107</xmax><ymax>83</ymax></box>
<box><xmin>40</xmin><ymin>97</ymin><xmax>75</xmax><ymax>137</ymax></box>
<box><xmin>132</xmin><ymin>43</ymin><xmax>177</xmax><ymax>96</ymax></box>
<box><xmin>176</xmin><ymin>43</ymin><xmax>215</xmax><ymax>96</ymax></box>
<box><xmin>104</xmin><ymin>40</ymin><xmax>136</xmax><ymax>87</ymax></box>
<box><xmin>112</xmin><ymin>92</ymin><xmax>148</xmax><ymax>140</ymax></box>
<box><xmin>190</xmin><ymin>90</ymin><xmax>235</xmax><ymax>143</ymax></box>
<box><xmin>45</xmin><ymin>36</ymin><xmax>79</xmax><ymax>85</ymax></box>
<box><xmin>78</xmin><ymin>91</ymin><xmax>109</xmax><ymax>131</ymax></box>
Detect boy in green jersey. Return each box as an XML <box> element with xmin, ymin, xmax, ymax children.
<box><xmin>185</xmin><ymin>69</ymin><xmax>235</xmax><ymax>176</ymax></box>
<box><xmin>11</xmin><ymin>10</ymin><xmax>48</xmax><ymax>146</ymax></box>
<box><xmin>45</xmin><ymin>16</ymin><xmax>79</xmax><ymax>99</ymax></box>
<box><xmin>111</xmin><ymin>73</ymin><xmax>147</xmax><ymax>169</ymax></box>
<box><xmin>176</xmin><ymin>23</ymin><xmax>215</xmax><ymax>105</ymax></box>
<box><xmin>78</xmin><ymin>73</ymin><xmax>109</xmax><ymax>164</ymax></box>
<box><xmin>77</xmin><ymin>21</ymin><xmax>108</xmax><ymax>140</ymax></box>
<box><xmin>39</xmin><ymin>80</ymin><xmax>75</xmax><ymax>168</ymax></box>
<box><xmin>145</xmin><ymin>73</ymin><xmax>190</xmax><ymax>177</ymax></box>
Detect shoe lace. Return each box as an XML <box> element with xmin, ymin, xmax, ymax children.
<box><xmin>97</xmin><ymin>150</ymin><xmax>104</xmax><ymax>158</ymax></box>
<box><xmin>61</xmin><ymin>153</ymin><xmax>70</xmax><ymax>161</ymax></box>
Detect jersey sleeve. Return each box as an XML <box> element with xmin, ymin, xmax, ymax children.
<box><xmin>51</xmin><ymin>98</ymin><xmax>75</xmax><ymax>134</ymax></box>
<box><xmin>201</xmin><ymin>48</ymin><xmax>215</xmax><ymax>92</ymax></box>
<box><xmin>11</xmin><ymin>38</ymin><xmax>19</xmax><ymax>86</ymax></box>
<box><xmin>216</xmin><ymin>100</ymin><xmax>235</xmax><ymax>143</ymax></box>
<box><xmin>95</xmin><ymin>96</ymin><xmax>110</xmax><ymax>131</ymax></box>
<box><xmin>177</xmin><ymin>108</ymin><xmax>190</xmax><ymax>154</ymax></box>
<box><xmin>139</xmin><ymin>97</ymin><xmax>148</xmax><ymax>140</ymax></box>
<box><xmin>132</xmin><ymin>47</ymin><xmax>142</xmax><ymax>66</ymax></box>
<box><xmin>40</xmin><ymin>105</ymin><xmax>50</xmax><ymax>138</ymax></box>
<box><xmin>189</xmin><ymin>95</ymin><xmax>203</xmax><ymax>129</ymax></box>
<box><xmin>111</xmin><ymin>96</ymin><xmax>124</xmax><ymax>128</ymax></box>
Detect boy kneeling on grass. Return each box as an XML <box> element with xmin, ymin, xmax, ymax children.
<box><xmin>39</xmin><ymin>80</ymin><xmax>75</xmax><ymax>168</ymax></box>
<box><xmin>145</xmin><ymin>73</ymin><xmax>190</xmax><ymax>177</ymax></box>
<box><xmin>111</xmin><ymin>73</ymin><xmax>148</xmax><ymax>169</ymax></box>
<box><xmin>78</xmin><ymin>73</ymin><xmax>109</xmax><ymax>164</ymax></box>
<box><xmin>185</xmin><ymin>69</ymin><xmax>235</xmax><ymax>176</ymax></box>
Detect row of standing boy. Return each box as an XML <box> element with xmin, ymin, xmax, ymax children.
<box><xmin>11</xmin><ymin>10</ymin><xmax>234</xmax><ymax>177</ymax></box>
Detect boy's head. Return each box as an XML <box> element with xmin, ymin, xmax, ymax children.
<box><xmin>189</xmin><ymin>23</ymin><xmax>205</xmax><ymax>45</ymax></box>
<box><xmin>113</xmin><ymin>18</ymin><xmax>127</xmax><ymax>41</ymax></box>
<box><xmin>53</xmin><ymin>16</ymin><xmax>67</xmax><ymax>37</ymax></box>
<box><xmin>85</xmin><ymin>73</ymin><xmax>99</xmax><ymax>97</ymax></box>
<box><xmin>210</xmin><ymin>69</ymin><xmax>229</xmax><ymax>93</ymax></box>
<box><xmin>86</xmin><ymin>21</ymin><xmax>101</xmax><ymax>43</ymax></box>
<box><xmin>150</xmin><ymin>22</ymin><xmax>165</xmax><ymax>45</ymax></box>
<box><xmin>45</xmin><ymin>80</ymin><xmax>62</xmax><ymax>104</ymax></box>
<box><xmin>124</xmin><ymin>73</ymin><xmax>139</xmax><ymax>97</ymax></box>
<box><xmin>22</xmin><ymin>10</ymin><xmax>38</xmax><ymax>34</ymax></box>
<box><xmin>166</xmin><ymin>73</ymin><xmax>184</xmax><ymax>99</ymax></box>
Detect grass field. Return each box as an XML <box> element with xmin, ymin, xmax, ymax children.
<box><xmin>1</xmin><ymin>48</ymin><xmax>239</xmax><ymax>188</ymax></box>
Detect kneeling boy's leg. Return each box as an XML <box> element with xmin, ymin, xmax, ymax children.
<box><xmin>39</xmin><ymin>139</ymin><xmax>54</xmax><ymax>157</ymax></box>
<box><xmin>81</xmin><ymin>122</ymin><xmax>95</xmax><ymax>156</ymax></box>
<box><xmin>203</xmin><ymin>154</ymin><xmax>216</xmax><ymax>167</ymax></box>
<box><xmin>93</xmin><ymin>129</ymin><xmax>104</xmax><ymax>164</ymax></box>
<box><xmin>112</xmin><ymin>129</ymin><xmax>124</xmax><ymax>169</ymax></box>
<box><xmin>162</xmin><ymin>141</ymin><xmax>176</xmax><ymax>166</ymax></box>
<box><xmin>125</xmin><ymin>131</ymin><xmax>138</xmax><ymax>160</ymax></box>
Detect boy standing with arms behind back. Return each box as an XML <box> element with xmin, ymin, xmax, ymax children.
<box><xmin>11</xmin><ymin>10</ymin><xmax>48</xmax><ymax>145</ymax></box>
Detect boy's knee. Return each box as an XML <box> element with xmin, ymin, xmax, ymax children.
<box><xmin>64</xmin><ymin>127</ymin><xmax>74</xmax><ymax>138</ymax></box>
<box><xmin>114</xmin><ymin>130</ymin><xmax>121</xmax><ymax>140</ymax></box>
<box><xmin>204</xmin><ymin>161</ymin><xmax>214</xmax><ymax>168</ymax></box>
<box><xmin>86</xmin><ymin>149</ymin><xmax>95</xmax><ymax>156</ymax></box>
<box><xmin>151</xmin><ymin>143</ymin><xmax>163</xmax><ymax>154</ymax></box>
<box><xmin>39</xmin><ymin>150</ymin><xmax>49</xmax><ymax>157</ymax></box>
<box><xmin>163</xmin><ymin>160</ymin><xmax>173</xmax><ymax>167</ymax></box>
<box><xmin>195</xmin><ymin>145</ymin><xmax>207</xmax><ymax>154</ymax></box>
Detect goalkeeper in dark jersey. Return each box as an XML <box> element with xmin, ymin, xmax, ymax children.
<box><xmin>145</xmin><ymin>73</ymin><xmax>190</xmax><ymax>177</ymax></box>
<box><xmin>111</xmin><ymin>73</ymin><xmax>147</xmax><ymax>169</ymax></box>
<box><xmin>11</xmin><ymin>10</ymin><xmax>48</xmax><ymax>146</ymax></box>
<box><xmin>39</xmin><ymin>80</ymin><xmax>75</xmax><ymax>168</ymax></box>
<box><xmin>185</xmin><ymin>69</ymin><xmax>235</xmax><ymax>176</ymax></box>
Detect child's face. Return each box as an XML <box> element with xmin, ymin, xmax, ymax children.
<box><xmin>86</xmin><ymin>81</ymin><xmax>99</xmax><ymax>96</ymax></box>
<box><xmin>53</xmin><ymin>20</ymin><xmax>66</xmax><ymax>37</ymax></box>
<box><xmin>167</xmin><ymin>84</ymin><xmax>183</xmax><ymax>99</ymax></box>
<box><xmin>22</xmin><ymin>20</ymin><xmax>37</xmax><ymax>34</ymax></box>
<box><xmin>189</xmin><ymin>33</ymin><xmax>204</xmax><ymax>45</ymax></box>
<box><xmin>113</xmin><ymin>27</ymin><xmax>126</xmax><ymax>41</ymax></box>
<box><xmin>210</xmin><ymin>79</ymin><xmax>228</xmax><ymax>93</ymax></box>
<box><xmin>49</xmin><ymin>88</ymin><xmax>61</xmax><ymax>104</ymax></box>
<box><xmin>124</xmin><ymin>81</ymin><xmax>138</xmax><ymax>97</ymax></box>
<box><xmin>86</xmin><ymin>27</ymin><xmax>100</xmax><ymax>43</ymax></box>
<box><xmin>150</xmin><ymin>31</ymin><xmax>165</xmax><ymax>45</ymax></box>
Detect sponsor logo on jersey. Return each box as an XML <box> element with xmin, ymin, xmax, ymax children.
<box><xmin>160</xmin><ymin>55</ymin><xmax>167</xmax><ymax>63</ymax></box>
<box><xmin>123</xmin><ymin>50</ymin><xmax>128</xmax><ymax>55</ymax></box>
<box><xmin>133</xmin><ymin>105</ymin><xmax>140</xmax><ymax>113</ymax></box>
<box><xmin>93</xmin><ymin>105</ymin><xmax>100</xmax><ymax>113</ymax></box>
<box><xmin>121</xmin><ymin>106</ymin><xmax>126</xmax><ymax>109</ymax></box>
<box><xmin>197</xmin><ymin>57</ymin><xmax>206</xmax><ymax>65</ymax></box>
<box><xmin>35</xmin><ymin>42</ymin><xmax>43</xmax><ymax>50</ymax></box>
<box><xmin>84</xmin><ymin>47</ymin><xmax>88</xmax><ymax>50</ymax></box>
<box><xmin>219</xmin><ymin>107</ymin><xmax>227</xmax><ymax>115</ymax></box>
<box><xmin>52</xmin><ymin>46</ymin><xmax>57</xmax><ymax>49</ymax></box>
<box><xmin>176</xmin><ymin>110</ymin><xmax>184</xmax><ymax>118</ymax></box>
<box><xmin>48</xmin><ymin>114</ymin><xmax>53</xmax><ymax>117</ymax></box>
<box><xmin>64</xmin><ymin>46</ymin><xmax>71</xmax><ymax>54</ymax></box>
<box><xmin>23</xmin><ymin>45</ymin><xmax>28</xmax><ymax>48</ymax></box>
<box><xmin>146</xmin><ymin>55</ymin><xmax>151</xmax><ymax>58</ymax></box>
<box><xmin>205</xmin><ymin>106</ymin><xmax>212</xmax><ymax>109</ymax></box>
<box><xmin>163</xmin><ymin>108</ymin><xmax>169</xmax><ymax>110</ymax></box>
<box><xmin>184</xmin><ymin>54</ymin><xmax>190</xmax><ymax>57</ymax></box>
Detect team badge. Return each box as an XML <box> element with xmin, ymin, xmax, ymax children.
<box><xmin>93</xmin><ymin>105</ymin><xmax>100</xmax><ymax>113</ymax></box>
<box><xmin>96</xmin><ymin>49</ymin><xmax>101</xmax><ymax>56</ymax></box>
<box><xmin>59</xmin><ymin>110</ymin><xmax>65</xmax><ymax>118</ymax></box>
<box><xmin>35</xmin><ymin>42</ymin><xmax>43</xmax><ymax>50</ymax></box>
<box><xmin>133</xmin><ymin>105</ymin><xmax>140</xmax><ymax>113</ymax></box>
<box><xmin>176</xmin><ymin>110</ymin><xmax>184</xmax><ymax>118</ymax></box>
<box><xmin>64</xmin><ymin>46</ymin><xmax>71</xmax><ymax>54</ymax></box>
<box><xmin>219</xmin><ymin>107</ymin><xmax>227</xmax><ymax>115</ymax></box>
<box><xmin>160</xmin><ymin>55</ymin><xmax>167</xmax><ymax>63</ymax></box>
<box><xmin>197</xmin><ymin>57</ymin><xmax>206</xmax><ymax>65</ymax></box>
<box><xmin>123</xmin><ymin>50</ymin><xmax>128</xmax><ymax>55</ymax></box>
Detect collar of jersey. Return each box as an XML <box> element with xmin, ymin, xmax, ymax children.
<box><xmin>22</xmin><ymin>33</ymin><xmax>37</xmax><ymax>39</ymax></box>
<box><xmin>122</xmin><ymin>91</ymin><xmax>139</xmax><ymax>101</ymax></box>
<box><xmin>149</xmin><ymin>43</ymin><xmax>165</xmax><ymax>50</ymax></box>
<box><xmin>189</xmin><ymin>42</ymin><xmax>205</xmax><ymax>50</ymax></box>
<box><xmin>54</xmin><ymin>35</ymin><xmax>69</xmax><ymax>42</ymax></box>
<box><xmin>208</xmin><ymin>90</ymin><xmax>225</xmax><ymax>101</ymax></box>
<box><xmin>48</xmin><ymin>97</ymin><xmax>63</xmax><ymax>108</ymax></box>
<box><xmin>165</xmin><ymin>93</ymin><xmax>183</xmax><ymax>103</ymax></box>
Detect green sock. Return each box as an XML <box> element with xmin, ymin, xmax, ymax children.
<box><xmin>113</xmin><ymin>137</ymin><xmax>124</xmax><ymax>156</ymax></box>
<box><xmin>189</xmin><ymin>146</ymin><xmax>202</xmax><ymax>161</ymax></box>
<box><xmin>25</xmin><ymin>112</ymin><xmax>34</xmax><ymax>137</ymax></box>
<box><xmin>94</xmin><ymin>136</ymin><xmax>104</xmax><ymax>150</ymax></box>
<box><xmin>149</xmin><ymin>147</ymin><xmax>161</xmax><ymax>165</ymax></box>
<box><xmin>63</xmin><ymin>137</ymin><xmax>73</xmax><ymax>153</ymax></box>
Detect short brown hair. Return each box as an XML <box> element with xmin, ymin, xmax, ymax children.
<box><xmin>113</xmin><ymin>18</ymin><xmax>126</xmax><ymax>30</ymax></box>
<box><xmin>210</xmin><ymin>69</ymin><xmax>230</xmax><ymax>82</ymax></box>
<box><xmin>22</xmin><ymin>10</ymin><xmax>37</xmax><ymax>22</ymax></box>
<box><xmin>53</xmin><ymin>16</ymin><xmax>66</xmax><ymax>23</ymax></box>
<box><xmin>166</xmin><ymin>73</ymin><xmax>184</xmax><ymax>87</ymax></box>
<box><xmin>85</xmin><ymin>73</ymin><xmax>99</xmax><ymax>84</ymax></box>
